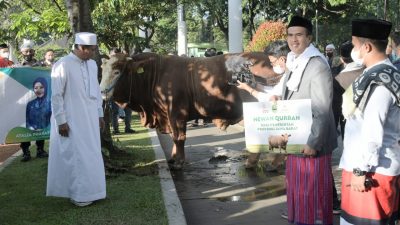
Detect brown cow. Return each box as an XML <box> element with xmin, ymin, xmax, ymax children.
<box><xmin>100</xmin><ymin>52</ymin><xmax>276</xmax><ymax>169</ymax></box>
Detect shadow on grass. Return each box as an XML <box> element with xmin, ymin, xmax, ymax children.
<box><xmin>105</xmin><ymin>146</ymin><xmax>159</xmax><ymax>177</ymax></box>
<box><xmin>102</xmin><ymin>113</ymin><xmax>160</xmax><ymax>177</ymax></box>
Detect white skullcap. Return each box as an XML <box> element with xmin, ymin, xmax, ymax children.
<box><xmin>20</xmin><ymin>39</ymin><xmax>34</xmax><ymax>50</ymax></box>
<box><xmin>75</xmin><ymin>32</ymin><xmax>97</xmax><ymax>45</ymax></box>
<box><xmin>325</xmin><ymin>44</ymin><xmax>335</xmax><ymax>50</ymax></box>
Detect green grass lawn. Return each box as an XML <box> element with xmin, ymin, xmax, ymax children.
<box><xmin>0</xmin><ymin>115</ymin><xmax>168</xmax><ymax>225</ymax></box>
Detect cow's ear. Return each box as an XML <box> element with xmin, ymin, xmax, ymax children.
<box><xmin>101</xmin><ymin>58</ymin><xmax>108</xmax><ymax>64</ymax></box>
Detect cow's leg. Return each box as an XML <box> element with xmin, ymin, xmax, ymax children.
<box><xmin>170</xmin><ymin>138</ymin><xmax>185</xmax><ymax>169</ymax></box>
<box><xmin>168</xmin><ymin>115</ymin><xmax>188</xmax><ymax>170</ymax></box>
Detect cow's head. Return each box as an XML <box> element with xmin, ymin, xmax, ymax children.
<box><xmin>100</xmin><ymin>53</ymin><xmax>130</xmax><ymax>100</ymax></box>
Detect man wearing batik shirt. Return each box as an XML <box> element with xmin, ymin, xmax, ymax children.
<box><xmin>339</xmin><ymin>19</ymin><xmax>400</xmax><ymax>225</ymax></box>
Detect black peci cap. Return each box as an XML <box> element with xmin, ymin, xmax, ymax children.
<box><xmin>287</xmin><ymin>15</ymin><xmax>313</xmax><ymax>33</ymax></box>
<box><xmin>352</xmin><ymin>19</ymin><xmax>392</xmax><ymax>40</ymax></box>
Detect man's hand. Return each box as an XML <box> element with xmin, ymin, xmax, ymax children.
<box><xmin>236</xmin><ymin>80</ymin><xmax>252</xmax><ymax>92</ymax></box>
<box><xmin>269</xmin><ymin>95</ymin><xmax>281</xmax><ymax>102</ymax></box>
<box><xmin>58</xmin><ymin>123</ymin><xmax>70</xmax><ymax>137</ymax></box>
<box><xmin>301</xmin><ymin>144</ymin><xmax>317</xmax><ymax>157</ymax></box>
<box><xmin>99</xmin><ymin>118</ymin><xmax>105</xmax><ymax>131</ymax></box>
<box><xmin>350</xmin><ymin>174</ymin><xmax>366</xmax><ymax>192</ymax></box>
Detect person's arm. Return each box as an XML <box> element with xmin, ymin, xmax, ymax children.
<box><xmin>358</xmin><ymin>86</ymin><xmax>392</xmax><ymax>171</ymax></box>
<box><xmin>306</xmin><ymin>59</ymin><xmax>333</xmax><ymax>152</ymax></box>
<box><xmin>237</xmin><ymin>80</ymin><xmax>271</xmax><ymax>102</ymax></box>
<box><xmin>26</xmin><ymin>101</ymin><xmax>33</xmax><ymax>130</ymax></box>
<box><xmin>97</xmin><ymin>90</ymin><xmax>105</xmax><ymax>131</ymax></box>
<box><xmin>351</xmin><ymin>86</ymin><xmax>393</xmax><ymax>192</ymax></box>
<box><xmin>51</xmin><ymin>62</ymin><xmax>69</xmax><ymax>136</ymax></box>
<box><xmin>94</xmin><ymin>64</ymin><xmax>105</xmax><ymax>131</ymax></box>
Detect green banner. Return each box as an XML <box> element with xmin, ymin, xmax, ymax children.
<box><xmin>0</xmin><ymin>67</ymin><xmax>51</xmax><ymax>144</ymax></box>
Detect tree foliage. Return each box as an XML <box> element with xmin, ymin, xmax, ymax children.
<box><xmin>245</xmin><ymin>20</ymin><xmax>286</xmax><ymax>52</ymax></box>
<box><xmin>1</xmin><ymin>0</ymin><xmax>399</xmax><ymax>55</ymax></box>
<box><xmin>7</xmin><ymin>0</ymin><xmax>69</xmax><ymax>44</ymax></box>
<box><xmin>92</xmin><ymin>0</ymin><xmax>177</xmax><ymax>53</ymax></box>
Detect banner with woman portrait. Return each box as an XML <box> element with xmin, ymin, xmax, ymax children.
<box><xmin>0</xmin><ymin>67</ymin><xmax>51</xmax><ymax>144</ymax></box>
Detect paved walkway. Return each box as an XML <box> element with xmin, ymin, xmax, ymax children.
<box><xmin>157</xmin><ymin>124</ymin><xmax>343</xmax><ymax>225</ymax></box>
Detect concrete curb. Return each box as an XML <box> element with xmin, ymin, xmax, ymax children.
<box><xmin>0</xmin><ymin>149</ymin><xmax>22</xmax><ymax>173</ymax></box>
<box><xmin>148</xmin><ymin>129</ymin><xmax>187</xmax><ymax>225</ymax></box>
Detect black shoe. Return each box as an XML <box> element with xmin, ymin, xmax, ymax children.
<box><xmin>125</xmin><ymin>129</ymin><xmax>135</xmax><ymax>133</ymax></box>
<box><xmin>36</xmin><ymin>150</ymin><xmax>48</xmax><ymax>158</ymax></box>
<box><xmin>333</xmin><ymin>201</ymin><xmax>341</xmax><ymax>215</ymax></box>
<box><xmin>21</xmin><ymin>154</ymin><xmax>31</xmax><ymax>162</ymax></box>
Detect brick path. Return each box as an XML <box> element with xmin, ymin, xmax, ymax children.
<box><xmin>0</xmin><ymin>144</ymin><xmax>20</xmax><ymax>165</ymax></box>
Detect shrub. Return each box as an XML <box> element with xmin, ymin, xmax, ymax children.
<box><xmin>245</xmin><ymin>21</ymin><xmax>286</xmax><ymax>52</ymax></box>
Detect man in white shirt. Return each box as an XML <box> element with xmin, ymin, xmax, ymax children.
<box><xmin>339</xmin><ymin>19</ymin><xmax>400</xmax><ymax>225</ymax></box>
<box><xmin>46</xmin><ymin>32</ymin><xmax>106</xmax><ymax>207</ymax></box>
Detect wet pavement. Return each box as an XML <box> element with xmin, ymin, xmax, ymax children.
<box><xmin>157</xmin><ymin>123</ymin><xmax>343</xmax><ymax>225</ymax></box>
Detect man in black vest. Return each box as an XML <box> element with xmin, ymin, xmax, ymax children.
<box><xmin>339</xmin><ymin>18</ymin><xmax>400</xmax><ymax>224</ymax></box>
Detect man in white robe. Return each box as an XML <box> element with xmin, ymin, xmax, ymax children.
<box><xmin>339</xmin><ymin>19</ymin><xmax>400</xmax><ymax>225</ymax></box>
<box><xmin>46</xmin><ymin>32</ymin><xmax>106</xmax><ymax>207</ymax></box>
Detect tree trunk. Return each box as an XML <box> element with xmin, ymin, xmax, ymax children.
<box><xmin>65</xmin><ymin>0</ymin><xmax>94</xmax><ymax>33</ymax></box>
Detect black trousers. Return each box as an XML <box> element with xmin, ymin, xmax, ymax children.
<box><xmin>20</xmin><ymin>140</ymin><xmax>45</xmax><ymax>151</ymax></box>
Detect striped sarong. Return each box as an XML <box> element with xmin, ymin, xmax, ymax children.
<box><xmin>286</xmin><ymin>154</ymin><xmax>333</xmax><ymax>225</ymax></box>
<box><xmin>341</xmin><ymin>170</ymin><xmax>400</xmax><ymax>225</ymax></box>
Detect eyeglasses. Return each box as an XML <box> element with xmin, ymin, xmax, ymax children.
<box><xmin>270</xmin><ymin>57</ymin><xmax>279</xmax><ymax>66</ymax></box>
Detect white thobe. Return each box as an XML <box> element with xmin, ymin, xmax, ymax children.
<box><xmin>46</xmin><ymin>53</ymin><xmax>106</xmax><ymax>202</ymax></box>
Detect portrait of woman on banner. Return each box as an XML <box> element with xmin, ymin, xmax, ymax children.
<box><xmin>26</xmin><ymin>77</ymin><xmax>51</xmax><ymax>131</ymax></box>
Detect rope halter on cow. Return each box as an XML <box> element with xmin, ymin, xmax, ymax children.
<box><xmin>102</xmin><ymin>77</ymin><xmax>119</xmax><ymax>95</ymax></box>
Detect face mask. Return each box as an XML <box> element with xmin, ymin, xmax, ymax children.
<box><xmin>23</xmin><ymin>55</ymin><xmax>33</xmax><ymax>62</ymax></box>
<box><xmin>351</xmin><ymin>48</ymin><xmax>364</xmax><ymax>66</ymax></box>
<box><xmin>391</xmin><ymin>50</ymin><xmax>399</xmax><ymax>62</ymax></box>
<box><xmin>273</xmin><ymin>65</ymin><xmax>285</xmax><ymax>74</ymax></box>
<box><xmin>0</xmin><ymin>52</ymin><xmax>9</xmax><ymax>59</ymax></box>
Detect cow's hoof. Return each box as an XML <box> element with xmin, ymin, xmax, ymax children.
<box><xmin>168</xmin><ymin>160</ymin><xmax>184</xmax><ymax>170</ymax></box>
<box><xmin>167</xmin><ymin>158</ymin><xmax>175</xmax><ymax>164</ymax></box>
<box><xmin>169</xmin><ymin>163</ymin><xmax>183</xmax><ymax>171</ymax></box>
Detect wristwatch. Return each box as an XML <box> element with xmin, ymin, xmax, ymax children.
<box><xmin>353</xmin><ymin>168</ymin><xmax>367</xmax><ymax>176</ymax></box>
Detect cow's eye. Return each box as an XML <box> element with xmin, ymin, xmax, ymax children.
<box><xmin>113</xmin><ymin>71</ymin><xmax>120</xmax><ymax>76</ymax></box>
